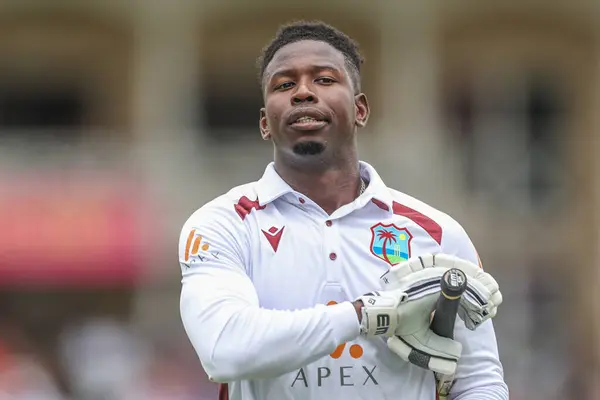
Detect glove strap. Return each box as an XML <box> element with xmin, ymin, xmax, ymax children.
<box><xmin>358</xmin><ymin>293</ymin><xmax>400</xmax><ymax>338</ymax></box>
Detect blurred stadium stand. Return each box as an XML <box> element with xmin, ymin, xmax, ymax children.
<box><xmin>0</xmin><ymin>1</ymin><xmax>598</xmax><ymax>398</ymax></box>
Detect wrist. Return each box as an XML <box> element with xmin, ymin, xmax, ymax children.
<box><xmin>352</xmin><ymin>300</ymin><xmax>364</xmax><ymax>323</ymax></box>
<box><xmin>355</xmin><ymin>293</ymin><xmax>400</xmax><ymax>338</ymax></box>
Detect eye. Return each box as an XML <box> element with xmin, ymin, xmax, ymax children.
<box><xmin>316</xmin><ymin>77</ymin><xmax>336</xmax><ymax>85</ymax></box>
<box><xmin>274</xmin><ymin>81</ymin><xmax>295</xmax><ymax>91</ymax></box>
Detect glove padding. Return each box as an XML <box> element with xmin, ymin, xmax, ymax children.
<box><xmin>357</xmin><ymin>266</ymin><xmax>464</xmax><ymax>375</ymax></box>
<box><xmin>387</xmin><ymin>329</ymin><xmax>461</xmax><ymax>376</ymax></box>
<box><xmin>379</xmin><ymin>254</ymin><xmax>503</xmax><ymax>331</ymax></box>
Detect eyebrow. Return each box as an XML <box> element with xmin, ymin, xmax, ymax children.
<box><xmin>268</xmin><ymin>65</ymin><xmax>341</xmax><ymax>83</ymax></box>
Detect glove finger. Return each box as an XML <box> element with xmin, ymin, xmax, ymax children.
<box><xmin>439</xmin><ymin>256</ymin><xmax>484</xmax><ymax>280</ymax></box>
<box><xmin>380</xmin><ymin>255</ymin><xmax>436</xmax><ymax>287</ymax></box>
<box><xmin>490</xmin><ymin>287</ymin><xmax>503</xmax><ymax>309</ymax></box>
<box><xmin>457</xmin><ymin>307</ymin><xmax>473</xmax><ymax>330</ymax></box>
<box><xmin>417</xmin><ymin>254</ymin><xmax>437</xmax><ymax>268</ymax></box>
<box><xmin>381</xmin><ymin>253</ymin><xmax>493</xmax><ymax>292</ymax></box>
<box><xmin>386</xmin><ymin>267</ymin><xmax>447</xmax><ymax>298</ymax></box>
<box><xmin>464</xmin><ymin>276</ymin><xmax>494</xmax><ymax>308</ymax></box>
<box><xmin>435</xmin><ymin>255</ymin><xmax>502</xmax><ymax>315</ymax></box>
<box><xmin>459</xmin><ymin>296</ymin><xmax>488</xmax><ymax>321</ymax></box>
<box><xmin>461</xmin><ymin>297</ymin><xmax>500</xmax><ymax>328</ymax></box>
<box><xmin>429</xmin><ymin>254</ymin><xmax>462</xmax><ymax>269</ymax></box>
<box><xmin>481</xmin><ymin>285</ymin><xmax>502</xmax><ymax>319</ymax></box>
<box><xmin>474</xmin><ymin>271</ymin><xmax>500</xmax><ymax>295</ymax></box>
<box><xmin>458</xmin><ymin>305</ymin><xmax>483</xmax><ymax>330</ymax></box>
<box><xmin>385</xmin><ymin>254</ymin><xmax>487</xmax><ymax>292</ymax></box>
<box><xmin>462</xmin><ymin>277</ymin><xmax>502</xmax><ymax>321</ymax></box>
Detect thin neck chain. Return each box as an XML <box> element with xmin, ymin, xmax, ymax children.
<box><xmin>358</xmin><ymin>178</ymin><xmax>366</xmax><ymax>196</ymax></box>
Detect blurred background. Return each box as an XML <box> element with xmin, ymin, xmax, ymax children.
<box><xmin>0</xmin><ymin>0</ymin><xmax>598</xmax><ymax>399</ymax></box>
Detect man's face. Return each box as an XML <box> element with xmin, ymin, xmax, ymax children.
<box><xmin>260</xmin><ymin>40</ymin><xmax>369</xmax><ymax>167</ymax></box>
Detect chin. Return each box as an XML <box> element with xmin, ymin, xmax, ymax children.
<box><xmin>292</xmin><ymin>141</ymin><xmax>326</xmax><ymax>156</ymax></box>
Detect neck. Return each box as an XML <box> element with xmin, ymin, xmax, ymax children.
<box><xmin>274</xmin><ymin>155</ymin><xmax>362</xmax><ymax>215</ymax></box>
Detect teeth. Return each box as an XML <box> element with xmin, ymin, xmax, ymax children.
<box><xmin>295</xmin><ymin>116</ymin><xmax>318</xmax><ymax>123</ymax></box>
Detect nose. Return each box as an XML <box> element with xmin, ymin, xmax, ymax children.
<box><xmin>292</xmin><ymin>81</ymin><xmax>318</xmax><ymax>105</ymax></box>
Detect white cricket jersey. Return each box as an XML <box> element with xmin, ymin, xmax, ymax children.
<box><xmin>179</xmin><ymin>161</ymin><xmax>508</xmax><ymax>400</ymax></box>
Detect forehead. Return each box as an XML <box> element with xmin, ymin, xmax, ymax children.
<box><xmin>265</xmin><ymin>40</ymin><xmax>347</xmax><ymax>76</ymax></box>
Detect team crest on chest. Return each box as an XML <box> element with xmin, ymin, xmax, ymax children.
<box><xmin>369</xmin><ymin>223</ymin><xmax>413</xmax><ymax>266</ymax></box>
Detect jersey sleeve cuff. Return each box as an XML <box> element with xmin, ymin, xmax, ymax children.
<box><xmin>325</xmin><ymin>301</ymin><xmax>361</xmax><ymax>344</ymax></box>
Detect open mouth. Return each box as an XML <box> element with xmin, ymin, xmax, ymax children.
<box><xmin>288</xmin><ymin>112</ymin><xmax>330</xmax><ymax>131</ymax></box>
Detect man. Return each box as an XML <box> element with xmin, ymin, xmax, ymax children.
<box><xmin>179</xmin><ymin>21</ymin><xmax>508</xmax><ymax>399</ymax></box>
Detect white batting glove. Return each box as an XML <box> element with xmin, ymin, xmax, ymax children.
<box><xmin>356</xmin><ymin>266</ymin><xmax>463</xmax><ymax>375</ymax></box>
<box><xmin>380</xmin><ymin>254</ymin><xmax>503</xmax><ymax>331</ymax></box>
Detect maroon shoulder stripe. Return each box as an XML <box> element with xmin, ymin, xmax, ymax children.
<box><xmin>392</xmin><ymin>201</ymin><xmax>442</xmax><ymax>245</ymax></box>
<box><xmin>218</xmin><ymin>383</ymin><xmax>229</xmax><ymax>400</ymax></box>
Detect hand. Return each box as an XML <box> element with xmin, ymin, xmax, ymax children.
<box><xmin>380</xmin><ymin>254</ymin><xmax>503</xmax><ymax>331</ymax></box>
<box><xmin>356</xmin><ymin>265</ymin><xmax>463</xmax><ymax>375</ymax></box>
<box><xmin>357</xmin><ymin>254</ymin><xmax>503</xmax><ymax>375</ymax></box>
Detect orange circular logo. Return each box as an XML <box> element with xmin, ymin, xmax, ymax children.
<box><xmin>327</xmin><ymin>301</ymin><xmax>363</xmax><ymax>359</ymax></box>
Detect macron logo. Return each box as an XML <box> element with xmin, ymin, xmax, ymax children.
<box><xmin>261</xmin><ymin>226</ymin><xmax>284</xmax><ymax>252</ymax></box>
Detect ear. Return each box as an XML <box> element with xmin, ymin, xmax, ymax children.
<box><xmin>354</xmin><ymin>93</ymin><xmax>370</xmax><ymax>128</ymax></box>
<box><xmin>259</xmin><ymin>108</ymin><xmax>270</xmax><ymax>140</ymax></box>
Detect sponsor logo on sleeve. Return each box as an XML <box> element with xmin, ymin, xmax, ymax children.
<box><xmin>183</xmin><ymin>229</ymin><xmax>219</xmax><ymax>265</ymax></box>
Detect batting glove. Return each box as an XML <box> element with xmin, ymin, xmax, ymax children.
<box><xmin>380</xmin><ymin>254</ymin><xmax>503</xmax><ymax>331</ymax></box>
<box><xmin>356</xmin><ymin>266</ymin><xmax>463</xmax><ymax>375</ymax></box>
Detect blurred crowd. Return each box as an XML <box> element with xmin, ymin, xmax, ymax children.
<box><xmin>0</xmin><ymin>317</ymin><xmax>217</xmax><ymax>400</ymax></box>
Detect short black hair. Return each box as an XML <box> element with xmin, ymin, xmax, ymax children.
<box><xmin>257</xmin><ymin>20</ymin><xmax>364</xmax><ymax>93</ymax></box>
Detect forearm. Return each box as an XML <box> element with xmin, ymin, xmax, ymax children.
<box><xmin>449</xmin><ymin>320</ymin><xmax>508</xmax><ymax>400</ymax></box>
<box><xmin>181</xmin><ymin>285</ymin><xmax>362</xmax><ymax>382</ymax></box>
<box><xmin>451</xmin><ymin>383</ymin><xmax>509</xmax><ymax>400</ymax></box>
<box><xmin>441</xmin><ymin>224</ymin><xmax>508</xmax><ymax>400</ymax></box>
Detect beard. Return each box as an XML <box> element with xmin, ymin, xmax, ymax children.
<box><xmin>292</xmin><ymin>141</ymin><xmax>326</xmax><ymax>156</ymax></box>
